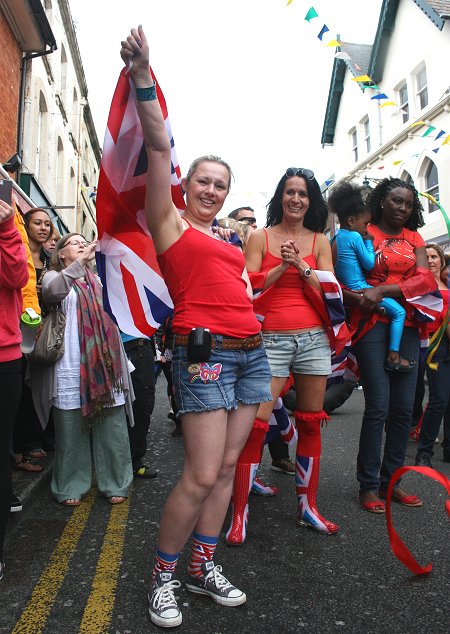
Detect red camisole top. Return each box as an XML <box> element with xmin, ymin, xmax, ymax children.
<box><xmin>157</xmin><ymin>223</ymin><xmax>261</xmax><ymax>337</ymax></box>
<box><xmin>259</xmin><ymin>229</ymin><xmax>323</xmax><ymax>331</ymax></box>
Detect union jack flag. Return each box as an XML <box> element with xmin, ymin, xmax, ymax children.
<box><xmin>96</xmin><ymin>68</ymin><xmax>185</xmax><ymax>337</ymax></box>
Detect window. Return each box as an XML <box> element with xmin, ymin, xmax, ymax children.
<box><xmin>350</xmin><ymin>128</ymin><xmax>358</xmax><ymax>162</ymax></box>
<box><xmin>362</xmin><ymin>117</ymin><xmax>371</xmax><ymax>153</ymax></box>
<box><xmin>398</xmin><ymin>82</ymin><xmax>409</xmax><ymax>123</ymax></box>
<box><xmin>72</xmin><ymin>88</ymin><xmax>78</xmax><ymax>137</ymax></box>
<box><xmin>423</xmin><ymin>160</ymin><xmax>439</xmax><ymax>213</ymax></box>
<box><xmin>416</xmin><ymin>66</ymin><xmax>428</xmax><ymax>110</ymax></box>
<box><xmin>400</xmin><ymin>171</ymin><xmax>414</xmax><ymax>187</ymax></box>
<box><xmin>60</xmin><ymin>45</ymin><xmax>68</xmax><ymax>105</ymax></box>
<box><xmin>36</xmin><ymin>92</ymin><xmax>48</xmax><ymax>180</ymax></box>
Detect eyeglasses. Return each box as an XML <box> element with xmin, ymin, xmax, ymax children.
<box><xmin>285</xmin><ymin>167</ymin><xmax>315</xmax><ymax>181</ymax></box>
<box><xmin>238</xmin><ymin>217</ymin><xmax>257</xmax><ymax>226</ymax></box>
<box><xmin>62</xmin><ymin>240</ymin><xmax>89</xmax><ymax>248</ymax></box>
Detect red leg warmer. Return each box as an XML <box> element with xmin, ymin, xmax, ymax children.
<box><xmin>237</xmin><ymin>419</ymin><xmax>268</xmax><ymax>464</ymax></box>
<box><xmin>294</xmin><ymin>410</ymin><xmax>329</xmax><ymax>458</ymax></box>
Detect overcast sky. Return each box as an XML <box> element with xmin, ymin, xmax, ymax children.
<box><xmin>70</xmin><ymin>0</ymin><xmax>382</xmax><ymax>224</ymax></box>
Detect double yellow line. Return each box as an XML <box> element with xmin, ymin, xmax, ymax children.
<box><xmin>12</xmin><ymin>489</ymin><xmax>131</xmax><ymax>634</ymax></box>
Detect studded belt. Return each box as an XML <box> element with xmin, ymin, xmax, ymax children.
<box><xmin>174</xmin><ymin>333</ymin><xmax>263</xmax><ymax>351</ymax></box>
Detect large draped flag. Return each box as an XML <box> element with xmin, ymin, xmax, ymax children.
<box><xmin>96</xmin><ymin>68</ymin><xmax>185</xmax><ymax>337</ymax></box>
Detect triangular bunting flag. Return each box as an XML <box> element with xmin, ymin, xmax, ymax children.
<box><xmin>371</xmin><ymin>93</ymin><xmax>389</xmax><ymax>100</ymax></box>
<box><xmin>410</xmin><ymin>121</ymin><xmax>426</xmax><ymax>127</ymax></box>
<box><xmin>317</xmin><ymin>24</ymin><xmax>330</xmax><ymax>40</ymax></box>
<box><xmin>380</xmin><ymin>101</ymin><xmax>397</xmax><ymax>108</ymax></box>
<box><xmin>435</xmin><ymin>130</ymin><xmax>446</xmax><ymax>140</ymax></box>
<box><xmin>304</xmin><ymin>7</ymin><xmax>319</xmax><ymax>21</ymax></box>
<box><xmin>326</xmin><ymin>39</ymin><xmax>341</xmax><ymax>47</ymax></box>
<box><xmin>442</xmin><ymin>135</ymin><xmax>450</xmax><ymax>146</ymax></box>
<box><xmin>422</xmin><ymin>126</ymin><xmax>436</xmax><ymax>137</ymax></box>
<box><xmin>352</xmin><ymin>75</ymin><xmax>372</xmax><ymax>83</ymax></box>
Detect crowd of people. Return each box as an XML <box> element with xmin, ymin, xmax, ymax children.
<box><xmin>0</xmin><ymin>24</ymin><xmax>448</xmax><ymax>630</ymax></box>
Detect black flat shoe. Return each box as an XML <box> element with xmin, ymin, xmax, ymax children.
<box><xmin>133</xmin><ymin>465</ymin><xmax>159</xmax><ymax>479</ymax></box>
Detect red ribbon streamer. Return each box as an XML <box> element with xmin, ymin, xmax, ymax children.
<box><xmin>386</xmin><ymin>466</ymin><xmax>450</xmax><ymax>575</ymax></box>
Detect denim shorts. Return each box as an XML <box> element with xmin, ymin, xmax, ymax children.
<box><xmin>263</xmin><ymin>330</ymin><xmax>331</xmax><ymax>377</ymax></box>
<box><xmin>171</xmin><ymin>340</ymin><xmax>272</xmax><ymax>414</ymax></box>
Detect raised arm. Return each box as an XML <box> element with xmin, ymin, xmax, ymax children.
<box><xmin>120</xmin><ymin>26</ymin><xmax>183</xmax><ymax>252</ymax></box>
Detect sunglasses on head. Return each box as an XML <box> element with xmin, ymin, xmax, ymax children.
<box><xmin>285</xmin><ymin>167</ymin><xmax>315</xmax><ymax>180</ymax></box>
<box><xmin>238</xmin><ymin>217</ymin><xmax>257</xmax><ymax>225</ymax></box>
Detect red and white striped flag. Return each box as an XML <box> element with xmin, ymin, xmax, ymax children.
<box><xmin>96</xmin><ymin>68</ymin><xmax>185</xmax><ymax>337</ymax></box>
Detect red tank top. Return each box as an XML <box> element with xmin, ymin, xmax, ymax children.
<box><xmin>260</xmin><ymin>230</ymin><xmax>323</xmax><ymax>331</ymax></box>
<box><xmin>157</xmin><ymin>224</ymin><xmax>260</xmax><ymax>337</ymax></box>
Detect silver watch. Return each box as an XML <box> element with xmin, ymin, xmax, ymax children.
<box><xmin>303</xmin><ymin>267</ymin><xmax>312</xmax><ymax>278</ymax></box>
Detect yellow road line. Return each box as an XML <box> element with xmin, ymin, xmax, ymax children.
<box><xmin>12</xmin><ymin>488</ymin><xmax>96</xmax><ymax>634</ymax></box>
<box><xmin>78</xmin><ymin>494</ymin><xmax>131</xmax><ymax>634</ymax></box>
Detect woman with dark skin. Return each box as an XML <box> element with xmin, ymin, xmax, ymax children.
<box><xmin>353</xmin><ymin>178</ymin><xmax>437</xmax><ymax>513</ymax></box>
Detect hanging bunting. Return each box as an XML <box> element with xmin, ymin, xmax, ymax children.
<box><xmin>304</xmin><ymin>7</ymin><xmax>319</xmax><ymax>21</ymax></box>
<box><xmin>352</xmin><ymin>75</ymin><xmax>372</xmax><ymax>83</ymax></box>
<box><xmin>317</xmin><ymin>24</ymin><xmax>330</xmax><ymax>40</ymax></box>
<box><xmin>371</xmin><ymin>93</ymin><xmax>389</xmax><ymax>100</ymax></box>
<box><xmin>441</xmin><ymin>134</ymin><xmax>450</xmax><ymax>145</ymax></box>
<box><xmin>420</xmin><ymin>193</ymin><xmax>450</xmax><ymax>237</ymax></box>
<box><xmin>410</xmin><ymin>121</ymin><xmax>426</xmax><ymax>127</ymax></box>
<box><xmin>326</xmin><ymin>39</ymin><xmax>341</xmax><ymax>47</ymax></box>
<box><xmin>380</xmin><ymin>101</ymin><xmax>397</xmax><ymax>107</ymax></box>
<box><xmin>286</xmin><ymin>0</ymin><xmax>295</xmax><ymax>5</ymax></box>
<box><xmin>422</xmin><ymin>126</ymin><xmax>437</xmax><ymax>137</ymax></box>
<box><xmin>434</xmin><ymin>130</ymin><xmax>446</xmax><ymax>140</ymax></box>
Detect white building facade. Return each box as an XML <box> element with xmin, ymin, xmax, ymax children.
<box><xmin>19</xmin><ymin>0</ymin><xmax>100</xmax><ymax>239</ymax></box>
<box><xmin>322</xmin><ymin>0</ymin><xmax>450</xmax><ymax>251</ymax></box>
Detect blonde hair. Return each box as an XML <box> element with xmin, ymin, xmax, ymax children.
<box><xmin>185</xmin><ymin>155</ymin><xmax>233</xmax><ymax>192</ymax></box>
<box><xmin>217</xmin><ymin>217</ymin><xmax>252</xmax><ymax>250</ymax></box>
<box><xmin>50</xmin><ymin>232</ymin><xmax>86</xmax><ymax>272</ymax></box>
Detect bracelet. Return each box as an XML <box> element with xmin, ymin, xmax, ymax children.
<box><xmin>136</xmin><ymin>84</ymin><xmax>157</xmax><ymax>102</ymax></box>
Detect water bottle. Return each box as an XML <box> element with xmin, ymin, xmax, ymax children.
<box><xmin>20</xmin><ymin>308</ymin><xmax>42</xmax><ymax>354</ymax></box>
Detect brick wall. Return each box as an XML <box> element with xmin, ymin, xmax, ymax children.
<box><xmin>0</xmin><ymin>10</ymin><xmax>22</xmax><ymax>165</ymax></box>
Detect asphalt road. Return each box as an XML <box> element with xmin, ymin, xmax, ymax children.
<box><xmin>3</xmin><ymin>384</ymin><xmax>449</xmax><ymax>634</ymax></box>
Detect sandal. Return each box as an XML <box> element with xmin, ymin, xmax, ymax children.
<box><xmin>108</xmin><ymin>496</ymin><xmax>126</xmax><ymax>505</ymax></box>
<box><xmin>62</xmin><ymin>498</ymin><xmax>80</xmax><ymax>506</ymax></box>
<box><xmin>24</xmin><ymin>449</ymin><xmax>47</xmax><ymax>459</ymax></box>
<box><xmin>359</xmin><ymin>491</ymin><xmax>385</xmax><ymax>514</ymax></box>
<box><xmin>379</xmin><ymin>488</ymin><xmax>422</xmax><ymax>507</ymax></box>
<box><xmin>384</xmin><ymin>358</ymin><xmax>416</xmax><ymax>373</ymax></box>
<box><xmin>14</xmin><ymin>455</ymin><xmax>43</xmax><ymax>473</ymax></box>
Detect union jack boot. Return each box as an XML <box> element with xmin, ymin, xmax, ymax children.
<box><xmin>295</xmin><ymin>455</ymin><xmax>339</xmax><ymax>534</ymax></box>
<box><xmin>226</xmin><ymin>462</ymin><xmax>257</xmax><ymax>545</ymax></box>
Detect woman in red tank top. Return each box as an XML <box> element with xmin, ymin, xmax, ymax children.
<box><xmin>226</xmin><ymin>168</ymin><xmax>341</xmax><ymax>546</ymax></box>
<box><xmin>121</xmin><ymin>27</ymin><xmax>272</xmax><ymax>627</ymax></box>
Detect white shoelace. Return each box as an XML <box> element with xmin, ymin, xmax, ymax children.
<box><xmin>205</xmin><ymin>565</ymin><xmax>233</xmax><ymax>591</ymax></box>
<box><xmin>152</xmin><ymin>579</ymin><xmax>181</xmax><ymax>610</ymax></box>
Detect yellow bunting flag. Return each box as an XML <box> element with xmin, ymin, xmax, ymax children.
<box><xmin>326</xmin><ymin>39</ymin><xmax>341</xmax><ymax>47</ymax></box>
<box><xmin>393</xmin><ymin>160</ymin><xmax>402</xmax><ymax>165</ymax></box>
<box><xmin>380</xmin><ymin>101</ymin><xmax>397</xmax><ymax>107</ymax></box>
<box><xmin>352</xmin><ymin>75</ymin><xmax>372</xmax><ymax>82</ymax></box>
<box><xmin>410</xmin><ymin>121</ymin><xmax>426</xmax><ymax>127</ymax></box>
<box><xmin>441</xmin><ymin>135</ymin><xmax>450</xmax><ymax>146</ymax></box>
<box><xmin>286</xmin><ymin>0</ymin><xmax>295</xmax><ymax>5</ymax></box>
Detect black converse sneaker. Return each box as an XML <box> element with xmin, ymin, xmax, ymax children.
<box><xmin>185</xmin><ymin>560</ymin><xmax>246</xmax><ymax>606</ymax></box>
<box><xmin>148</xmin><ymin>571</ymin><xmax>182</xmax><ymax>628</ymax></box>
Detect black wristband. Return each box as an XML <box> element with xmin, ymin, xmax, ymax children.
<box><xmin>136</xmin><ymin>84</ymin><xmax>157</xmax><ymax>101</ymax></box>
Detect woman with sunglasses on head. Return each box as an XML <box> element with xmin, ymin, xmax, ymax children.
<box><xmin>120</xmin><ymin>27</ymin><xmax>271</xmax><ymax>628</ymax></box>
<box><xmin>226</xmin><ymin>167</ymin><xmax>340</xmax><ymax>546</ymax></box>
<box><xmin>29</xmin><ymin>233</ymin><xmax>134</xmax><ymax>507</ymax></box>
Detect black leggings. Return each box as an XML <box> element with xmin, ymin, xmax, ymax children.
<box><xmin>0</xmin><ymin>358</ymin><xmax>22</xmax><ymax>561</ymax></box>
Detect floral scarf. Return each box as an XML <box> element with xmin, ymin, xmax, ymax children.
<box><xmin>73</xmin><ymin>269</ymin><xmax>123</xmax><ymax>424</ymax></box>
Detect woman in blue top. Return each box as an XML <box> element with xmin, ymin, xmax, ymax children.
<box><xmin>329</xmin><ymin>182</ymin><xmax>415</xmax><ymax>372</ymax></box>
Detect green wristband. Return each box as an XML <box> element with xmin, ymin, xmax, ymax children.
<box><xmin>136</xmin><ymin>84</ymin><xmax>157</xmax><ymax>101</ymax></box>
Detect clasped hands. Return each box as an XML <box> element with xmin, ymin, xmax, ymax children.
<box><xmin>280</xmin><ymin>240</ymin><xmax>307</xmax><ymax>272</ymax></box>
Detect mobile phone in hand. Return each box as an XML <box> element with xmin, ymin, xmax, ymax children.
<box><xmin>0</xmin><ymin>179</ymin><xmax>13</xmax><ymax>205</ymax></box>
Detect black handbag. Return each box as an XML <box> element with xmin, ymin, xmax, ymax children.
<box><xmin>30</xmin><ymin>304</ymin><xmax>66</xmax><ymax>365</ymax></box>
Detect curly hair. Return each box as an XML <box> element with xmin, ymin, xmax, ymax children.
<box><xmin>367</xmin><ymin>177</ymin><xmax>424</xmax><ymax>230</ymax></box>
<box><xmin>328</xmin><ymin>182</ymin><xmax>368</xmax><ymax>225</ymax></box>
<box><xmin>265</xmin><ymin>171</ymin><xmax>328</xmax><ymax>232</ymax></box>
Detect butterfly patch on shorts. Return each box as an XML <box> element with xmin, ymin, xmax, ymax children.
<box><xmin>188</xmin><ymin>362</ymin><xmax>223</xmax><ymax>383</ymax></box>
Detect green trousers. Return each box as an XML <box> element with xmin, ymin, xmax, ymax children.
<box><xmin>51</xmin><ymin>405</ymin><xmax>133</xmax><ymax>502</ymax></box>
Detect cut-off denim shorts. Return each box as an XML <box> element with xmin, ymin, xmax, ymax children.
<box><xmin>171</xmin><ymin>337</ymin><xmax>272</xmax><ymax>415</ymax></box>
<box><xmin>263</xmin><ymin>329</ymin><xmax>331</xmax><ymax>377</ymax></box>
